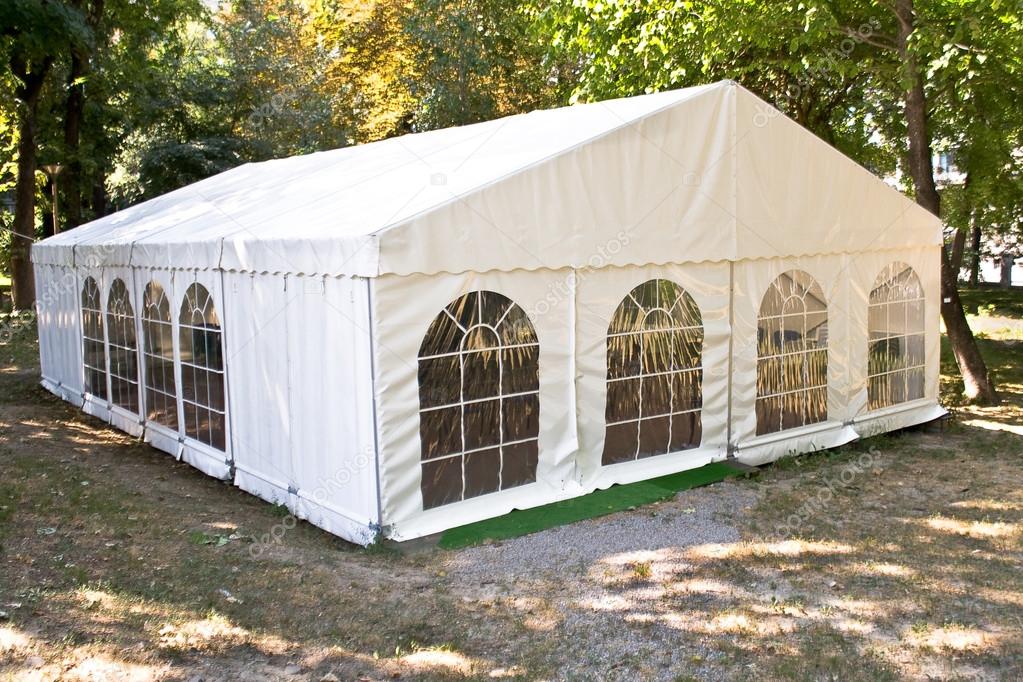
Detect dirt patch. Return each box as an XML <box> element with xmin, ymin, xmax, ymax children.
<box><xmin>2</xmin><ymin>315</ymin><xmax>1022</xmax><ymax>680</ymax></box>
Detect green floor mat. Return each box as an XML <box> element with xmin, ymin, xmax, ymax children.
<box><xmin>438</xmin><ymin>461</ymin><xmax>746</xmax><ymax>549</ymax></box>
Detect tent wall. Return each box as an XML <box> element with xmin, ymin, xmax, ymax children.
<box><xmin>574</xmin><ymin>261</ymin><xmax>732</xmax><ymax>489</ymax></box>
<box><xmin>34</xmin><ymin>263</ymin><xmax>84</xmax><ymax>406</ymax></box>
<box><xmin>847</xmin><ymin>247</ymin><xmax>945</xmax><ymax>436</ymax></box>
<box><xmin>133</xmin><ymin>268</ymin><xmax>232</xmax><ymax>478</ymax></box>
<box><xmin>729</xmin><ymin>253</ymin><xmax>859</xmax><ymax>465</ymax></box>
<box><xmin>371</xmin><ymin>267</ymin><xmax>578</xmax><ymax>541</ymax></box>
<box><xmin>371</xmin><ymin>263</ymin><xmax>737</xmax><ymax>541</ymax></box>
<box><xmin>372</xmin><ymin>249</ymin><xmax>944</xmax><ymax>542</ymax></box>
<box><xmin>222</xmin><ymin>272</ymin><xmax>379</xmax><ymax>545</ymax></box>
<box><xmin>32</xmin><ymin>263</ymin><xmax>380</xmax><ymax>546</ymax></box>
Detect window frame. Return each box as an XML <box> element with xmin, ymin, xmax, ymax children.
<box><xmin>602</xmin><ymin>278</ymin><xmax>704</xmax><ymax>465</ymax></box>
<box><xmin>417</xmin><ymin>291</ymin><xmax>540</xmax><ymax>509</ymax></box>
<box><xmin>867</xmin><ymin>263</ymin><xmax>926</xmax><ymax>411</ymax></box>
<box><xmin>755</xmin><ymin>270</ymin><xmax>829</xmax><ymax>436</ymax></box>
<box><xmin>177</xmin><ymin>281</ymin><xmax>227</xmax><ymax>451</ymax></box>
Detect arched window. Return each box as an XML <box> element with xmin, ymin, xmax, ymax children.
<box><xmin>142</xmin><ymin>282</ymin><xmax>178</xmax><ymax>428</ymax></box>
<box><xmin>868</xmin><ymin>263</ymin><xmax>925</xmax><ymax>410</ymax></box>
<box><xmin>417</xmin><ymin>291</ymin><xmax>539</xmax><ymax>509</ymax></box>
<box><xmin>81</xmin><ymin>277</ymin><xmax>108</xmax><ymax>399</ymax></box>
<box><xmin>106</xmin><ymin>279</ymin><xmax>140</xmax><ymax>413</ymax></box>
<box><xmin>757</xmin><ymin>270</ymin><xmax>828</xmax><ymax>435</ymax></box>
<box><xmin>603</xmin><ymin>279</ymin><xmax>703</xmax><ymax>465</ymax></box>
<box><xmin>179</xmin><ymin>283</ymin><xmax>225</xmax><ymax>450</ymax></box>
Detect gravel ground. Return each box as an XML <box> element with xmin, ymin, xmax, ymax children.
<box><xmin>440</xmin><ymin>480</ymin><xmax>762</xmax><ymax>680</ymax></box>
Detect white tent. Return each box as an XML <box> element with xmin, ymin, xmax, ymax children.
<box><xmin>32</xmin><ymin>81</ymin><xmax>945</xmax><ymax>545</ymax></box>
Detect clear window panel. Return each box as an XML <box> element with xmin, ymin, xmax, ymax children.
<box><xmin>756</xmin><ymin>271</ymin><xmax>829</xmax><ymax>435</ymax></box>
<box><xmin>80</xmin><ymin>277</ymin><xmax>108</xmax><ymax>400</ymax></box>
<box><xmin>867</xmin><ymin>264</ymin><xmax>926</xmax><ymax>411</ymax></box>
<box><xmin>603</xmin><ymin>279</ymin><xmax>704</xmax><ymax>464</ymax></box>
<box><xmin>105</xmin><ymin>279</ymin><xmax>140</xmax><ymax>414</ymax></box>
<box><xmin>178</xmin><ymin>282</ymin><xmax>227</xmax><ymax>450</ymax></box>
<box><xmin>417</xmin><ymin>291</ymin><xmax>540</xmax><ymax>509</ymax></box>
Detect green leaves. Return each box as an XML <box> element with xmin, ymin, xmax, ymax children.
<box><xmin>0</xmin><ymin>0</ymin><xmax>92</xmax><ymax>62</ymax></box>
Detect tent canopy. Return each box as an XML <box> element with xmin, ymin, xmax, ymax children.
<box><xmin>33</xmin><ymin>81</ymin><xmax>941</xmax><ymax>278</ymax></box>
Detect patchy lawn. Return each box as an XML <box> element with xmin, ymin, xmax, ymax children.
<box><xmin>1</xmin><ymin>292</ymin><xmax>1021</xmax><ymax>681</ymax></box>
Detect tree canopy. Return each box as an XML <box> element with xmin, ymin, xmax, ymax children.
<box><xmin>1</xmin><ymin>0</ymin><xmax>1020</xmax><ymax>400</ymax></box>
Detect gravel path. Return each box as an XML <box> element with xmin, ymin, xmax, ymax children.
<box><xmin>440</xmin><ymin>480</ymin><xmax>762</xmax><ymax>680</ymax></box>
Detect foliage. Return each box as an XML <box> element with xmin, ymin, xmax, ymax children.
<box><xmin>0</xmin><ymin>0</ymin><xmax>1020</xmax><ymax>277</ymax></box>
<box><xmin>403</xmin><ymin>0</ymin><xmax>569</xmax><ymax>130</ymax></box>
<box><xmin>538</xmin><ymin>0</ymin><xmax>1022</xmax><ymax>244</ymax></box>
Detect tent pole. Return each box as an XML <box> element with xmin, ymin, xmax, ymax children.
<box><xmin>365</xmin><ymin>277</ymin><xmax>385</xmax><ymax>540</ymax></box>
<box><xmin>726</xmin><ymin>260</ymin><xmax>736</xmax><ymax>458</ymax></box>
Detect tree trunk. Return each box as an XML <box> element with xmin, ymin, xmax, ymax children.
<box><xmin>62</xmin><ymin>0</ymin><xmax>104</xmax><ymax>230</ymax></box>
<box><xmin>1001</xmin><ymin>253</ymin><xmax>1015</xmax><ymax>289</ymax></box>
<box><xmin>949</xmin><ymin>227</ymin><xmax>967</xmax><ymax>276</ymax></box>
<box><xmin>9</xmin><ymin>58</ymin><xmax>52</xmax><ymax>311</ymax></box>
<box><xmin>968</xmin><ymin>221</ymin><xmax>982</xmax><ymax>286</ymax></box>
<box><xmin>91</xmin><ymin>175</ymin><xmax>107</xmax><ymax>219</ymax></box>
<box><xmin>894</xmin><ymin>0</ymin><xmax>998</xmax><ymax>404</ymax></box>
<box><xmin>63</xmin><ymin>51</ymin><xmax>85</xmax><ymax>230</ymax></box>
<box><xmin>939</xmin><ymin>245</ymin><xmax>997</xmax><ymax>400</ymax></box>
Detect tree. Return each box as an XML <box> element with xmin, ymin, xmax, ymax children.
<box><xmin>1</xmin><ymin>0</ymin><xmax>89</xmax><ymax>309</ymax></box>
<box><xmin>311</xmin><ymin>0</ymin><xmax>418</xmax><ymax>142</ymax></box>
<box><xmin>403</xmin><ymin>0</ymin><xmax>571</xmax><ymax>130</ymax></box>
<box><xmin>539</xmin><ymin>0</ymin><xmax>1016</xmax><ymax>403</ymax></box>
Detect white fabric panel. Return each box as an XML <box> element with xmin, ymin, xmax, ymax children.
<box><xmin>845</xmin><ymin>246</ymin><xmax>943</xmax><ymax>432</ymax></box>
<box><xmin>734</xmin><ymin>422</ymin><xmax>859</xmax><ymax>467</ymax></box>
<box><xmin>854</xmin><ymin>400</ymin><xmax>947</xmax><ymax>438</ymax></box>
<box><xmin>733</xmin><ymin>87</ymin><xmax>942</xmax><ymax>259</ymax></box>
<box><xmin>284</xmin><ymin>275</ymin><xmax>379</xmax><ymax>544</ymax></box>
<box><xmin>371</xmin><ymin>269</ymin><xmax>576</xmax><ymax>541</ymax></box>
<box><xmin>33</xmin><ymin>82</ymin><xmax>942</xmax><ymax>279</ymax></box>
<box><xmin>846</xmin><ymin>247</ymin><xmax>943</xmax><ymax>415</ymax></box>
<box><xmin>730</xmin><ymin>254</ymin><xmax>855</xmax><ymax>458</ymax></box>
<box><xmin>77</xmin><ymin>265</ymin><xmax>111</xmax><ymax>422</ymax></box>
<box><xmin>223</xmin><ymin>273</ymin><xmax>379</xmax><ymax>544</ymax></box>
<box><xmin>143</xmin><ymin>424</ymin><xmax>182</xmax><ymax>459</ymax></box>
<box><xmin>376</xmin><ymin>85</ymin><xmax>735</xmax><ymax>276</ymax></box>
<box><xmin>574</xmin><ymin>262</ymin><xmax>732</xmax><ymax>489</ymax></box>
<box><xmin>174</xmin><ymin>270</ymin><xmax>232</xmax><ymax>479</ymax></box>
<box><xmin>33</xmin><ymin>263</ymin><xmax>83</xmax><ymax>402</ymax></box>
<box><xmin>222</xmin><ymin>272</ymin><xmax>294</xmax><ymax>493</ymax></box>
<box><xmin>108</xmin><ymin>409</ymin><xmax>143</xmax><ymax>438</ymax></box>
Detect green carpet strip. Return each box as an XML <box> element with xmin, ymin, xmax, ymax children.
<box><xmin>438</xmin><ymin>461</ymin><xmax>747</xmax><ymax>549</ymax></box>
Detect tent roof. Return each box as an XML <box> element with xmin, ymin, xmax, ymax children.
<box><xmin>33</xmin><ymin>81</ymin><xmax>942</xmax><ymax>277</ymax></box>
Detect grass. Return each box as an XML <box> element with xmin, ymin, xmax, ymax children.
<box><xmin>1</xmin><ymin>286</ymin><xmax>1021</xmax><ymax>680</ymax></box>
<box><xmin>959</xmin><ymin>285</ymin><xmax>1023</xmax><ymax>318</ymax></box>
<box><xmin>438</xmin><ymin>461</ymin><xmax>745</xmax><ymax>549</ymax></box>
